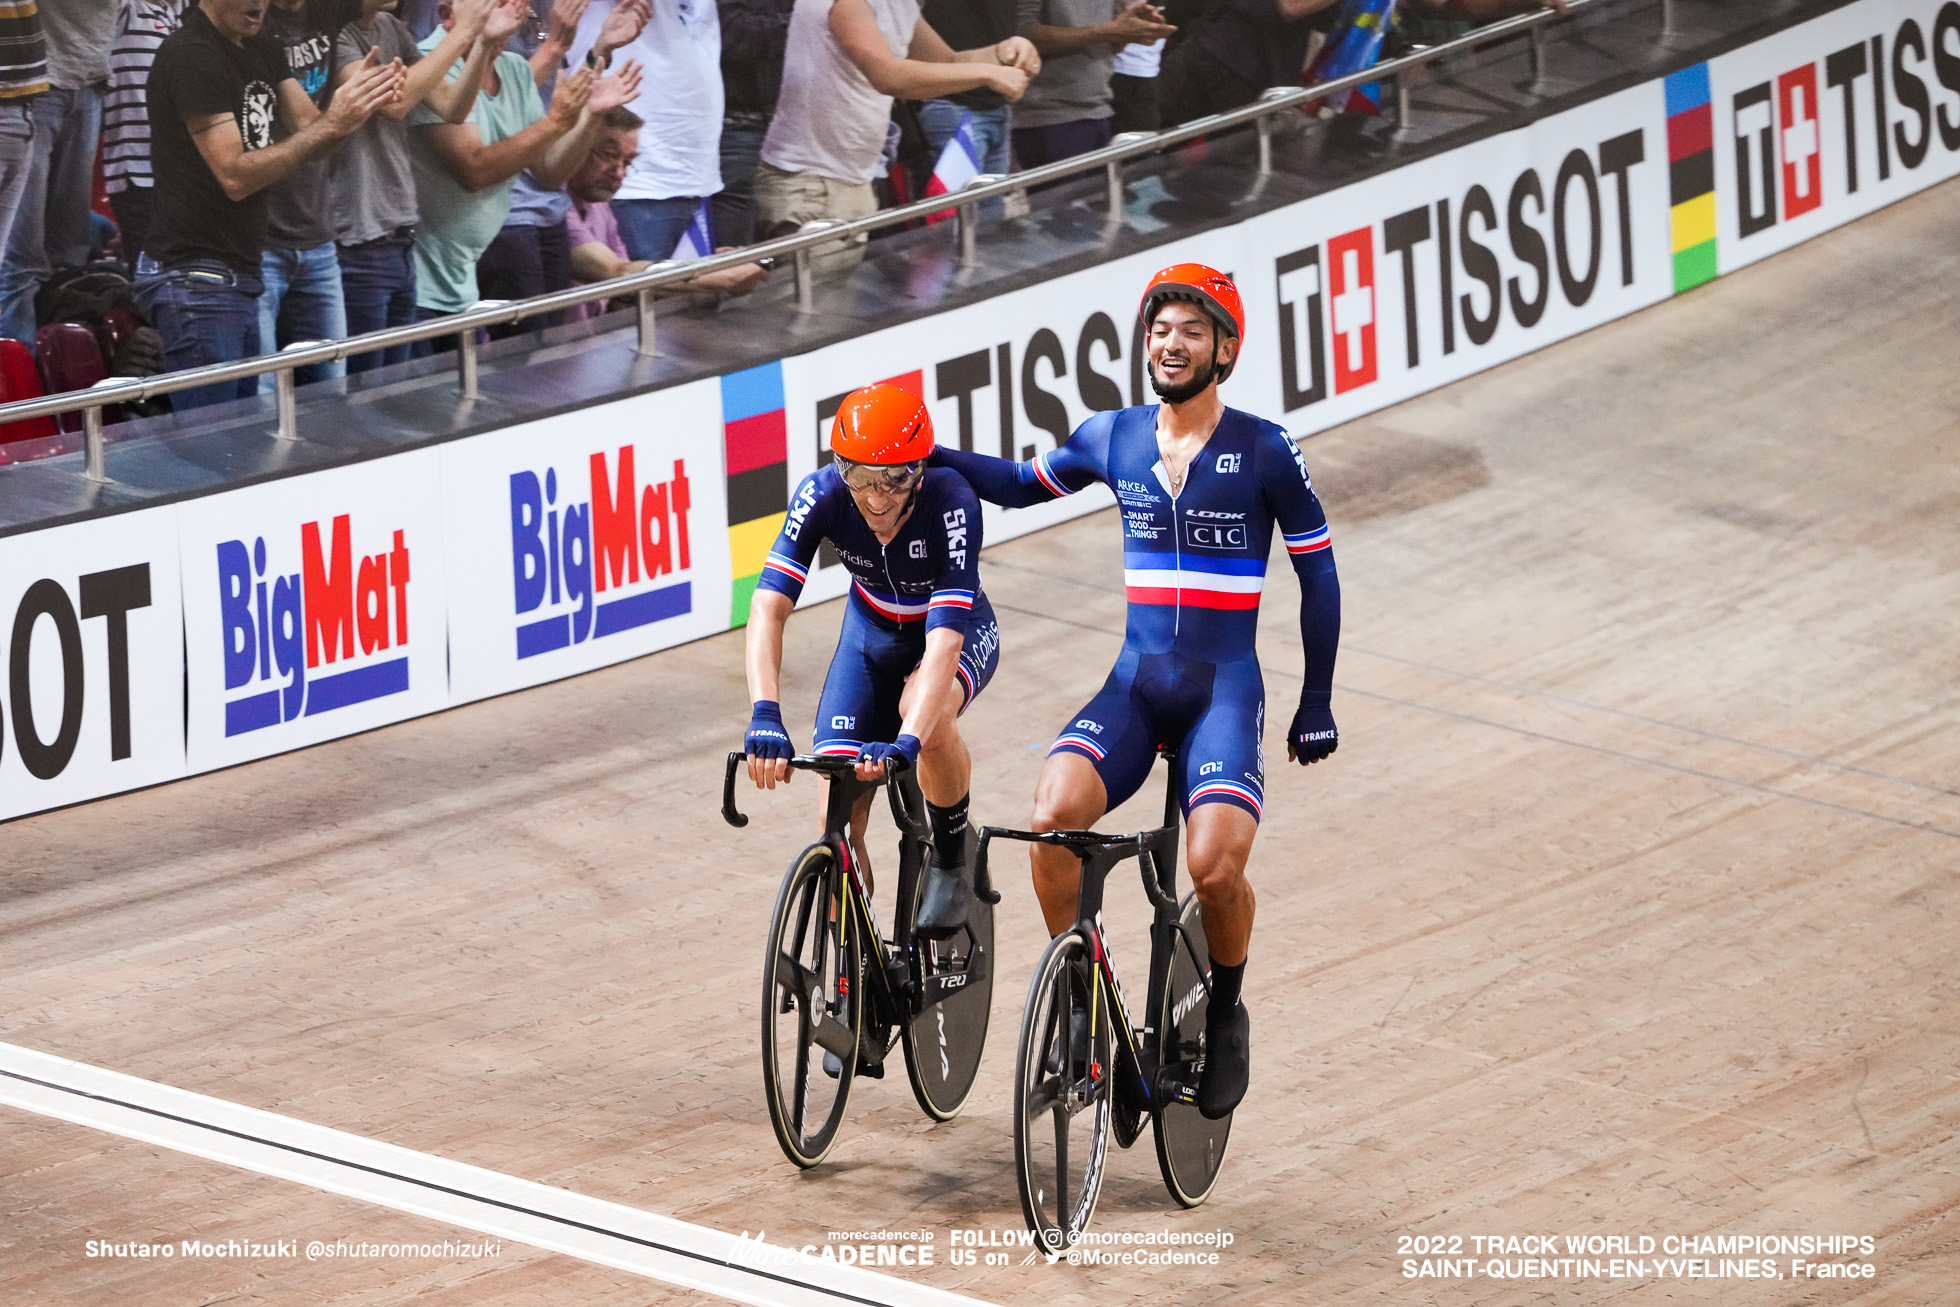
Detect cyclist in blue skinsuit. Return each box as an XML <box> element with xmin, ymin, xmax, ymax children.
<box><xmin>742</xmin><ymin>384</ymin><xmax>1000</xmax><ymax>952</ymax></box>
<box><xmin>933</xmin><ymin>264</ymin><xmax>1341</xmax><ymax>1119</ymax></box>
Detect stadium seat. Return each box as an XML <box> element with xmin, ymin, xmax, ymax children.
<box><xmin>97</xmin><ymin>305</ymin><xmax>142</xmax><ymax>370</ymax></box>
<box><xmin>37</xmin><ymin>322</ymin><xmax>109</xmax><ymax>432</ymax></box>
<box><xmin>0</xmin><ymin>335</ymin><xmax>58</xmax><ymax>456</ymax></box>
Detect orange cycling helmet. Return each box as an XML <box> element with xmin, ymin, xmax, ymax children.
<box><xmin>829</xmin><ymin>383</ymin><xmax>934</xmax><ymax>466</ymax></box>
<box><xmin>1139</xmin><ymin>263</ymin><xmax>1245</xmax><ymax>380</ymax></box>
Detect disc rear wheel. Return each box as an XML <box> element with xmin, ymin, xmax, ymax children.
<box><xmin>903</xmin><ymin>827</ymin><xmax>994</xmax><ymax>1120</ymax></box>
<box><xmin>1013</xmin><ymin>930</ymin><xmax>1112</xmax><ymax>1255</ymax></box>
<box><xmin>760</xmin><ymin>843</ymin><xmax>862</xmax><ymax>1168</ymax></box>
<box><xmin>1153</xmin><ymin>892</ymin><xmax>1231</xmax><ymax>1205</ymax></box>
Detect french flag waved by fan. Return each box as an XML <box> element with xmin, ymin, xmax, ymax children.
<box><xmin>924</xmin><ymin>110</ymin><xmax>982</xmax><ymax>225</ymax></box>
<box><xmin>1303</xmin><ymin>0</ymin><xmax>1397</xmax><ymax>115</ymax></box>
<box><xmin>669</xmin><ymin>199</ymin><xmax>714</xmax><ymax>260</ymax></box>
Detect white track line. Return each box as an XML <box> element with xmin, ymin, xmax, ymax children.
<box><xmin>0</xmin><ymin>1041</ymin><xmax>997</xmax><ymax>1307</ymax></box>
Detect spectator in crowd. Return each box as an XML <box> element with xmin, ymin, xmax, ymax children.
<box><xmin>563</xmin><ymin>104</ymin><xmax>766</xmax><ymax>312</ymax></box>
<box><xmin>480</xmin><ymin>0</ymin><xmax>649</xmax><ymax>336</ymax></box>
<box><xmin>563</xmin><ymin>0</ymin><xmax>722</xmax><ymax>264</ymax></box>
<box><xmin>717</xmin><ymin>0</ymin><xmax>792</xmax><ymax>246</ymax></box>
<box><xmin>0</xmin><ymin>7</ymin><xmax>47</xmax><ymax>329</ymax></box>
<box><xmin>757</xmin><ymin>0</ymin><xmax>1032</xmax><ymax>270</ymax></box>
<box><xmin>258</xmin><ymin>0</ymin><xmax>367</xmax><ymax>388</ymax></box>
<box><xmin>1013</xmin><ymin>2</ymin><xmax>1173</xmax><ymax>167</ymax></box>
<box><xmin>0</xmin><ymin>0</ymin><xmax>116</xmax><ymax>349</ymax></box>
<box><xmin>1110</xmin><ymin>35</ymin><xmax>1164</xmax><ymax>132</ymax></box>
<box><xmin>105</xmin><ymin>1</ymin><xmax>191</xmax><ymax>267</ymax></box>
<box><xmin>334</xmin><ymin>0</ymin><xmax>502</xmax><ymax>373</ymax></box>
<box><xmin>139</xmin><ymin>0</ymin><xmax>402</xmax><ymax>409</ymax></box>
<box><xmin>915</xmin><ymin>1</ymin><xmax>1031</xmax><ymax>206</ymax></box>
<box><xmin>1157</xmin><ymin>0</ymin><xmax>1339</xmax><ymax>125</ymax></box>
<box><xmin>406</xmin><ymin>1</ymin><xmax>641</xmax><ymax>332</ymax></box>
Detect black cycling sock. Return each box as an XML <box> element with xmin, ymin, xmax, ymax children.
<box><xmin>927</xmin><ymin>794</ymin><xmax>970</xmax><ymax>866</ymax></box>
<box><xmin>1209</xmin><ymin>958</ymin><xmax>1246</xmax><ymax>1018</ymax></box>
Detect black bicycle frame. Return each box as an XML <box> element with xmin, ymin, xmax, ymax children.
<box><xmin>977</xmin><ymin>751</ymin><xmax>1212</xmax><ymax>1112</ymax></box>
<box><xmin>723</xmin><ymin>752</ymin><xmax>992</xmax><ymax>1042</ymax></box>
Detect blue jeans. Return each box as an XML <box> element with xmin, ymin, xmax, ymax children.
<box><xmin>0</xmin><ymin>84</ymin><xmax>103</xmax><ymax>349</ymax></box>
<box><xmin>132</xmin><ymin>253</ymin><xmax>264</xmax><ymax>411</ymax></box>
<box><xmin>1012</xmin><ymin>118</ymin><xmax>1114</xmax><ymax>169</ymax></box>
<box><xmin>712</xmin><ymin>117</ymin><xmax>768</xmax><ymax>247</ymax></box>
<box><xmin>612</xmin><ymin>196</ymin><xmax>704</xmax><ymax>263</ymax></box>
<box><xmin>338</xmin><ymin>233</ymin><xmax>418</xmax><ymax>374</ymax></box>
<box><xmin>259</xmin><ymin>243</ymin><xmax>348</xmax><ymax>390</ymax></box>
<box><xmin>920</xmin><ymin>101</ymin><xmax>1010</xmax><ymax>220</ymax></box>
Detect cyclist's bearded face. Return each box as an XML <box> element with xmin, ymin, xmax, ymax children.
<box><xmin>1147</xmin><ymin>302</ymin><xmax>1235</xmax><ymax>404</ymax></box>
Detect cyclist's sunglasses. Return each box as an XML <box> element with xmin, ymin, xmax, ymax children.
<box><xmin>835</xmin><ymin>458</ymin><xmax>926</xmax><ymax>494</ymax></box>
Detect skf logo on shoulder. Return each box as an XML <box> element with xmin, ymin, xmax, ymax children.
<box><xmin>1735</xmin><ymin>10</ymin><xmax>1960</xmax><ymax>238</ymax></box>
<box><xmin>217</xmin><ymin>518</ymin><xmax>409</xmax><ymax>737</ymax></box>
<box><xmin>509</xmin><ymin>446</ymin><xmax>693</xmax><ymax>660</ymax></box>
<box><xmin>1277</xmin><ymin>128</ymin><xmax>1646</xmax><ymax>411</ymax></box>
<box><xmin>3</xmin><ymin>565</ymin><xmax>151</xmax><ymax>777</ymax></box>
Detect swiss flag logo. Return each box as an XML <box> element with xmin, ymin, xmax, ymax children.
<box><xmin>1326</xmin><ymin>227</ymin><xmax>1377</xmax><ymax>394</ymax></box>
<box><xmin>1777</xmin><ymin>64</ymin><xmax>1822</xmax><ymax>220</ymax></box>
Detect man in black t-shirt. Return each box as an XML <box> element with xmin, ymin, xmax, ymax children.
<box><xmin>140</xmin><ymin>0</ymin><xmax>400</xmax><ymax>410</ymax></box>
<box><xmin>917</xmin><ymin>0</ymin><xmax>1037</xmax><ymax>216</ymax></box>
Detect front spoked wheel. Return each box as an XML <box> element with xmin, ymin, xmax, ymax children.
<box><xmin>1153</xmin><ymin>892</ymin><xmax>1231</xmax><ymax>1206</ymax></box>
<box><xmin>903</xmin><ymin>828</ymin><xmax>994</xmax><ymax>1121</ymax></box>
<box><xmin>1014</xmin><ymin>931</ymin><xmax>1112</xmax><ymax>1256</ymax></box>
<box><xmin>760</xmin><ymin>843</ymin><xmax>862</xmax><ymax>1168</ymax></box>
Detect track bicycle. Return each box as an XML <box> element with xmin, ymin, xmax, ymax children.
<box><xmin>976</xmin><ymin>748</ymin><xmax>1232</xmax><ymax>1255</ymax></box>
<box><xmin>722</xmin><ymin>751</ymin><xmax>996</xmax><ymax>1168</ymax></box>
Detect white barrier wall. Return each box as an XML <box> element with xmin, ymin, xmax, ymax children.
<box><xmin>2</xmin><ymin>0</ymin><xmax>1953</xmax><ymax>821</ymax></box>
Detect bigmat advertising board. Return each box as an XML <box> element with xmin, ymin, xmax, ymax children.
<box><xmin>441</xmin><ymin>380</ymin><xmax>730</xmax><ymax>704</ymax></box>
<box><xmin>0</xmin><ymin>508</ymin><xmax>183</xmax><ymax>821</ymax></box>
<box><xmin>5</xmin><ymin>0</ymin><xmax>1957</xmax><ymax>823</ymax></box>
<box><xmin>177</xmin><ymin>453</ymin><xmax>450</xmax><ymax>773</ymax></box>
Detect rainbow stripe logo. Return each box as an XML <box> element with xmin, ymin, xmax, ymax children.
<box><xmin>721</xmin><ymin>362</ymin><xmax>788</xmax><ymax>627</ymax></box>
<box><xmin>1665</xmin><ymin>64</ymin><xmax>1717</xmax><ymax>292</ymax></box>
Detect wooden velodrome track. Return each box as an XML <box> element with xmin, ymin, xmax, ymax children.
<box><xmin>6</xmin><ymin>179</ymin><xmax>1957</xmax><ymax>1305</ymax></box>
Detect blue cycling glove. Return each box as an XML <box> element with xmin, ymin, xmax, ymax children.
<box><xmin>746</xmin><ymin>700</ymin><xmax>795</xmax><ymax>761</ymax></box>
<box><xmin>1288</xmin><ymin>696</ymin><xmax>1338</xmax><ymax>765</ymax></box>
<box><xmin>856</xmin><ymin>734</ymin><xmax>921</xmax><ymax>772</ymax></box>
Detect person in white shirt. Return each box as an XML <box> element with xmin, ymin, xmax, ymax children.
<box><xmin>755</xmin><ymin>0</ymin><xmax>1036</xmax><ymax>270</ymax></box>
<box><xmin>565</xmin><ymin>0</ymin><xmax>726</xmax><ymax>261</ymax></box>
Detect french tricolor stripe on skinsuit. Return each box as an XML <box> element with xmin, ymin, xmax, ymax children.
<box><xmin>853</xmin><ymin>581</ymin><xmax>929</xmax><ymax>622</ymax></box>
<box><xmin>954</xmin><ymin>659</ymin><xmax>977</xmax><ymax>705</ymax></box>
<box><xmin>1190</xmin><ymin>779</ymin><xmax>1262</xmax><ymax>818</ymax></box>
<box><xmin>1052</xmin><ymin>733</ymin><xmax>1107</xmax><ymax>760</ymax></box>
<box><xmin>814</xmin><ymin>740</ymin><xmax>862</xmax><ymax>757</ymax></box>
<box><xmin>929</xmin><ymin>588</ymin><xmax>974</xmax><ymax>612</ymax></box>
<box><xmin>1031</xmin><ymin>452</ymin><xmax>1071</xmax><ymax>498</ymax></box>
<box><xmin>1123</xmin><ymin>566</ymin><xmax>1265</xmax><ymax>611</ymax></box>
<box><xmin>1283</xmin><ymin>525</ymin><xmax>1331</xmax><ymax>554</ymax></box>
<box><xmin>763</xmin><ymin>551</ymin><xmax>808</xmax><ymax>584</ymax></box>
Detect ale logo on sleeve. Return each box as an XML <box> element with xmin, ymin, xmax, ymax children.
<box><xmin>508</xmin><ymin>447</ymin><xmax>694</xmax><ymax>659</ymax></box>
<box><xmin>215</xmin><ymin>517</ymin><xmax>413</xmax><ymax>736</ymax></box>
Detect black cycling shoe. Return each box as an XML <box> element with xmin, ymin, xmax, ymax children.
<box><xmin>914</xmin><ymin>855</ymin><xmax>971</xmax><ymax>938</ymax></box>
<box><xmin>1196</xmin><ymin>1001</ymin><xmax>1249</xmax><ymax>1119</ymax></box>
<box><xmin>822</xmin><ymin>1034</ymin><xmax>886</xmax><ymax>1080</ymax></box>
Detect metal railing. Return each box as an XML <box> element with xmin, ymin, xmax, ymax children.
<box><xmin>3</xmin><ymin>0</ymin><xmax>1629</xmax><ymax>482</ymax></box>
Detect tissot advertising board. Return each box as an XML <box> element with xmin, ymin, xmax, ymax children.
<box><xmin>0</xmin><ymin>507</ymin><xmax>185</xmax><ymax>820</ymax></box>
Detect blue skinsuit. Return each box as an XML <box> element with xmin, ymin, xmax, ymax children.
<box><xmin>936</xmin><ymin>405</ymin><xmax>1339</xmax><ymax>820</ymax></box>
<box><xmin>757</xmin><ymin>465</ymin><xmax>1001</xmax><ymax>754</ymax></box>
